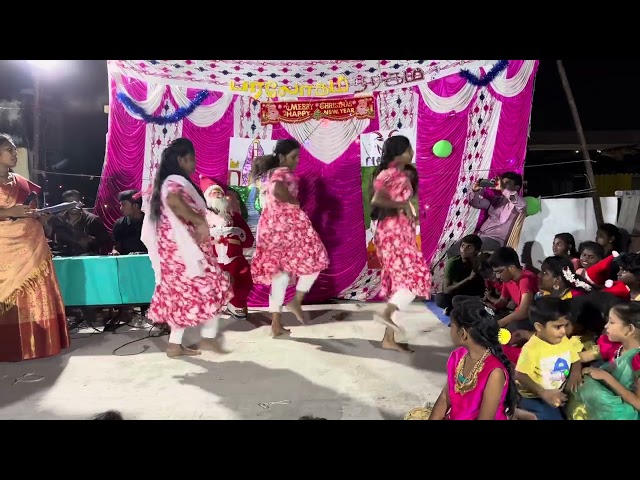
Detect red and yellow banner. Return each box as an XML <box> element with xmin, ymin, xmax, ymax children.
<box><xmin>260</xmin><ymin>96</ymin><xmax>375</xmax><ymax>125</ymax></box>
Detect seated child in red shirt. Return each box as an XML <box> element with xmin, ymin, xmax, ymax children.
<box><xmin>485</xmin><ymin>247</ymin><xmax>537</xmax><ymax>332</ymax></box>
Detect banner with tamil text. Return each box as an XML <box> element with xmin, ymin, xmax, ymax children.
<box><xmin>260</xmin><ymin>97</ymin><xmax>375</xmax><ymax>125</ymax></box>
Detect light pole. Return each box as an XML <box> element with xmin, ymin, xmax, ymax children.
<box><xmin>26</xmin><ymin>61</ymin><xmax>56</xmax><ymax>192</ymax></box>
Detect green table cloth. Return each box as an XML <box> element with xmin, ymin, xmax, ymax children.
<box><xmin>53</xmin><ymin>255</ymin><xmax>155</xmax><ymax>306</ymax></box>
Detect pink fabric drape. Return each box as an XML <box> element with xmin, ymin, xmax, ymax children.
<box><xmin>95</xmin><ymin>78</ymin><xmax>147</xmax><ymax>228</ymax></box>
<box><xmin>416</xmin><ymin>87</ymin><xmax>474</xmax><ymax>268</ymax></box>
<box><xmin>416</xmin><ymin>61</ymin><xmax>538</xmax><ymax>268</ymax></box>
<box><xmin>247</xmin><ymin>115</ymin><xmax>380</xmax><ymax>307</ymax></box>
<box><xmin>476</xmin><ymin>61</ymin><xmax>538</xmax><ymax>231</ymax></box>
<box><xmin>487</xmin><ymin>60</ymin><xmax>538</xmax><ymax>178</ymax></box>
<box><xmin>182</xmin><ymin>90</ymin><xmax>235</xmax><ymax>187</ymax></box>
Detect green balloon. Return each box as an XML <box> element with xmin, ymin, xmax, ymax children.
<box><xmin>525</xmin><ymin>196</ymin><xmax>542</xmax><ymax>216</ymax></box>
<box><xmin>432</xmin><ymin>140</ymin><xmax>453</xmax><ymax>158</ymax></box>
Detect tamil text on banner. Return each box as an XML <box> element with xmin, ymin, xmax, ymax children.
<box><xmin>360</xmin><ymin>128</ymin><xmax>417</xmax><ymax>167</ymax></box>
<box><xmin>260</xmin><ymin>97</ymin><xmax>375</xmax><ymax>125</ymax></box>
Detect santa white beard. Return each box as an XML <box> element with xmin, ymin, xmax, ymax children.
<box><xmin>207</xmin><ymin>196</ymin><xmax>231</xmax><ymax>225</ymax></box>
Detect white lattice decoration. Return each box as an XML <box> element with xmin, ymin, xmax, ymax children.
<box><xmin>338</xmin><ymin>265</ymin><xmax>382</xmax><ymax>301</ymax></box>
<box><xmin>234</xmin><ymin>95</ymin><xmax>272</xmax><ymax>139</ymax></box>
<box><xmin>430</xmin><ymin>87</ymin><xmax>500</xmax><ymax>292</ymax></box>
<box><xmin>376</xmin><ymin>88</ymin><xmax>418</xmax><ymax>130</ymax></box>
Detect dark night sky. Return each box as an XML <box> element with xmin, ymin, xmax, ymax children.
<box><xmin>0</xmin><ymin>59</ymin><xmax>638</xmax><ymax>201</ymax></box>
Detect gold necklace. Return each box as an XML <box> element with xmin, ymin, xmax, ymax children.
<box><xmin>454</xmin><ymin>349</ymin><xmax>490</xmax><ymax>395</ymax></box>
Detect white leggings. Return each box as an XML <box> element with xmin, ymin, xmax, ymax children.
<box><xmin>269</xmin><ymin>272</ymin><xmax>319</xmax><ymax>313</ymax></box>
<box><xmin>168</xmin><ymin>316</ymin><xmax>219</xmax><ymax>345</ymax></box>
<box><xmin>388</xmin><ymin>288</ymin><xmax>416</xmax><ymax>312</ymax></box>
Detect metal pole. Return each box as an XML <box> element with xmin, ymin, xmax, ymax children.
<box><xmin>556</xmin><ymin>60</ymin><xmax>604</xmax><ymax>226</ymax></box>
<box><xmin>32</xmin><ymin>71</ymin><xmax>41</xmax><ymax>187</ymax></box>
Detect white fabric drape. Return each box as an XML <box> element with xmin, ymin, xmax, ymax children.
<box><xmin>281</xmin><ymin>119</ymin><xmax>370</xmax><ymax>163</ymax></box>
<box><xmin>172</xmin><ymin>87</ymin><xmax>234</xmax><ymax>127</ymax></box>
<box><xmin>416</xmin><ymin>66</ymin><xmax>481</xmax><ymax>114</ymax></box>
<box><xmin>113</xmin><ymin>73</ymin><xmax>233</xmax><ymax>128</ymax></box>
<box><xmin>113</xmin><ymin>71</ymin><xmax>166</xmax><ymax>118</ymax></box>
<box><xmin>491</xmin><ymin>60</ymin><xmax>536</xmax><ymax>98</ymax></box>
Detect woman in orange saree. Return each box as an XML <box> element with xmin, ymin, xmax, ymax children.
<box><xmin>0</xmin><ymin>134</ymin><xmax>69</xmax><ymax>362</ymax></box>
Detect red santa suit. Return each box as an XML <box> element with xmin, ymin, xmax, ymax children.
<box><xmin>200</xmin><ymin>176</ymin><xmax>255</xmax><ymax>318</ymax></box>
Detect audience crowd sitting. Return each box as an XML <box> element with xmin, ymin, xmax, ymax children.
<box><xmin>430</xmin><ymin>216</ymin><xmax>640</xmax><ymax>420</ymax></box>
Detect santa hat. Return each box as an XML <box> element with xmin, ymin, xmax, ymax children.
<box><xmin>584</xmin><ymin>252</ymin><xmax>619</xmax><ymax>287</ymax></box>
<box><xmin>602</xmin><ymin>279</ymin><xmax>631</xmax><ymax>301</ymax></box>
<box><xmin>199</xmin><ymin>175</ymin><xmax>224</xmax><ymax>197</ymax></box>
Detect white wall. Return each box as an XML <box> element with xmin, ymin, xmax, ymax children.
<box><xmin>14</xmin><ymin>148</ymin><xmax>30</xmax><ymax>180</ymax></box>
<box><xmin>515</xmin><ymin>197</ymin><xmax>618</xmax><ymax>268</ymax></box>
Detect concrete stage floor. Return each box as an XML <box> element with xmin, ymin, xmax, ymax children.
<box><xmin>0</xmin><ymin>302</ymin><xmax>452</xmax><ymax>420</ymax></box>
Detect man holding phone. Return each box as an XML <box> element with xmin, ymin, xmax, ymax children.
<box><xmin>448</xmin><ymin>172</ymin><xmax>526</xmax><ymax>257</ymax></box>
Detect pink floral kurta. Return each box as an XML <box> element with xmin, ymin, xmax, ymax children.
<box><xmin>147</xmin><ymin>180</ymin><xmax>233</xmax><ymax>329</ymax></box>
<box><xmin>251</xmin><ymin>167</ymin><xmax>329</xmax><ymax>285</ymax></box>
<box><xmin>373</xmin><ymin>167</ymin><xmax>431</xmax><ymax>299</ymax></box>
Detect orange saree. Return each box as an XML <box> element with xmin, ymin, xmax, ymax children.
<box><xmin>0</xmin><ymin>173</ymin><xmax>69</xmax><ymax>362</ymax></box>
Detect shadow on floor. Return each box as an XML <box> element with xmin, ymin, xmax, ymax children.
<box><xmin>0</xmin><ymin>355</ymin><xmax>70</xmax><ymax>412</ymax></box>
<box><xmin>222</xmin><ymin>307</ymin><xmax>359</xmax><ymax>334</ymax></box>
<box><xmin>179</xmin><ymin>357</ymin><xmax>404</xmax><ymax>420</ymax></box>
<box><xmin>290</xmin><ymin>336</ymin><xmax>452</xmax><ymax>375</ymax></box>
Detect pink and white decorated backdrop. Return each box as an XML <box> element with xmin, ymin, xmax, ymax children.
<box><xmin>97</xmin><ymin>60</ymin><xmax>538</xmax><ymax>305</ymax></box>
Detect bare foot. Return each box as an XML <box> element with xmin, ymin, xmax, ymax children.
<box><xmin>197</xmin><ymin>338</ymin><xmax>229</xmax><ymax>354</ymax></box>
<box><xmin>285</xmin><ymin>298</ymin><xmax>307</xmax><ymax>324</ymax></box>
<box><xmin>381</xmin><ymin>339</ymin><xmax>414</xmax><ymax>353</ymax></box>
<box><xmin>374</xmin><ymin>314</ymin><xmax>405</xmax><ymax>335</ymax></box>
<box><xmin>166</xmin><ymin>344</ymin><xmax>201</xmax><ymax>358</ymax></box>
<box><xmin>272</xmin><ymin>326</ymin><xmax>291</xmax><ymax>338</ymax></box>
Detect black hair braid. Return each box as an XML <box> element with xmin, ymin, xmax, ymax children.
<box><xmin>452</xmin><ymin>302</ymin><xmax>520</xmax><ymax>418</ymax></box>
<box><xmin>251</xmin><ymin>154</ymin><xmax>279</xmax><ymax>181</ymax></box>
<box><xmin>251</xmin><ymin>139</ymin><xmax>301</xmax><ymax>180</ymax></box>
<box><xmin>541</xmin><ymin>256</ymin><xmax>591</xmax><ymax>293</ymax></box>
<box><xmin>472</xmin><ymin>313</ymin><xmax>520</xmax><ymax>418</ymax></box>
<box><xmin>370</xmin><ymin>135</ymin><xmax>413</xmax><ymax>222</ymax></box>
<box><xmin>149</xmin><ymin>138</ymin><xmax>204</xmax><ymax>221</ymax></box>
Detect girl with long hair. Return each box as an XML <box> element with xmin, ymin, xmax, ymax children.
<box><xmin>568</xmin><ymin>302</ymin><xmax>640</xmax><ymax>420</ymax></box>
<box><xmin>538</xmin><ymin>255</ymin><xmax>592</xmax><ymax>300</ymax></box>
<box><xmin>0</xmin><ymin>133</ymin><xmax>69</xmax><ymax>362</ymax></box>
<box><xmin>370</xmin><ymin>135</ymin><xmax>431</xmax><ymax>352</ymax></box>
<box><xmin>429</xmin><ymin>299</ymin><xmax>519</xmax><ymax>420</ymax></box>
<box><xmin>141</xmin><ymin>138</ymin><xmax>233</xmax><ymax>358</ymax></box>
<box><xmin>552</xmin><ymin>233</ymin><xmax>580</xmax><ymax>270</ymax></box>
<box><xmin>250</xmin><ymin>139</ymin><xmax>329</xmax><ymax>337</ymax></box>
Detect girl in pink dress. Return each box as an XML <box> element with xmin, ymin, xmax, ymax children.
<box><xmin>370</xmin><ymin>135</ymin><xmax>431</xmax><ymax>352</ymax></box>
<box><xmin>141</xmin><ymin>138</ymin><xmax>233</xmax><ymax>358</ymax></box>
<box><xmin>250</xmin><ymin>139</ymin><xmax>329</xmax><ymax>337</ymax></box>
<box><xmin>429</xmin><ymin>299</ymin><xmax>518</xmax><ymax>420</ymax></box>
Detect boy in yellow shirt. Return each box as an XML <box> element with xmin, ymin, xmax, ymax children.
<box><xmin>515</xmin><ymin>297</ymin><xmax>582</xmax><ymax>420</ymax></box>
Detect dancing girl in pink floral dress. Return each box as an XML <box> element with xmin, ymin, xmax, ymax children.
<box><xmin>141</xmin><ymin>138</ymin><xmax>233</xmax><ymax>358</ymax></box>
<box><xmin>250</xmin><ymin>139</ymin><xmax>329</xmax><ymax>337</ymax></box>
<box><xmin>371</xmin><ymin>135</ymin><xmax>432</xmax><ymax>352</ymax></box>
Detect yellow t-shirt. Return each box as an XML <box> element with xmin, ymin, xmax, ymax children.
<box><xmin>515</xmin><ymin>335</ymin><xmax>581</xmax><ymax>398</ymax></box>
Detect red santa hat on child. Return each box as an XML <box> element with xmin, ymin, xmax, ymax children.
<box><xmin>199</xmin><ymin>175</ymin><xmax>224</xmax><ymax>198</ymax></box>
<box><xmin>601</xmin><ymin>279</ymin><xmax>631</xmax><ymax>301</ymax></box>
<box><xmin>584</xmin><ymin>252</ymin><xmax>618</xmax><ymax>287</ymax></box>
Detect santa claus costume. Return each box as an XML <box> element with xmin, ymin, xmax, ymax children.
<box><xmin>250</xmin><ymin>139</ymin><xmax>329</xmax><ymax>337</ymax></box>
<box><xmin>200</xmin><ymin>176</ymin><xmax>255</xmax><ymax>319</ymax></box>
